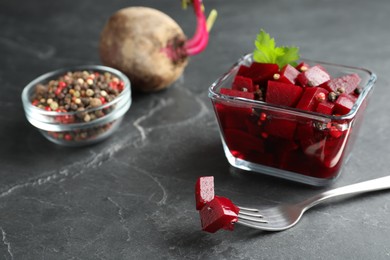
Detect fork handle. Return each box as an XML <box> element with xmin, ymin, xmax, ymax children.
<box><xmin>300</xmin><ymin>175</ymin><xmax>390</xmax><ymax>210</ymax></box>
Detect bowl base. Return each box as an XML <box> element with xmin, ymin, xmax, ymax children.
<box><xmin>40</xmin><ymin>118</ymin><xmax>123</xmax><ymax>147</ymax></box>
<box><xmin>221</xmin><ymin>137</ymin><xmax>339</xmax><ymax>187</ymax></box>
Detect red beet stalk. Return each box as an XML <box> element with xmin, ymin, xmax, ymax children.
<box><xmin>185</xmin><ymin>0</ymin><xmax>209</xmax><ymax>56</ymax></box>
<box><xmin>162</xmin><ymin>0</ymin><xmax>211</xmax><ymax>63</ymax></box>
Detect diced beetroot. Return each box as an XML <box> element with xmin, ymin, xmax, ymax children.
<box><xmin>296</xmin><ymin>65</ymin><xmax>331</xmax><ymax>87</ymax></box>
<box><xmin>220</xmin><ymin>88</ymin><xmax>255</xmax><ymax>100</ymax></box>
<box><xmin>263</xmin><ymin>118</ymin><xmax>297</xmax><ymax>140</ymax></box>
<box><xmin>266</xmin><ymin>81</ymin><xmax>303</xmax><ymax>107</ymax></box>
<box><xmin>237</xmin><ymin>62</ymin><xmax>279</xmax><ymax>86</ymax></box>
<box><xmin>214</xmin><ymin>196</ymin><xmax>240</xmax><ymax>231</ymax></box>
<box><xmin>316</xmin><ymin>100</ymin><xmax>335</xmax><ymax>115</ymax></box>
<box><xmin>329</xmin><ymin>125</ymin><xmax>343</xmax><ymax>138</ymax></box>
<box><xmin>236</xmin><ymin>64</ymin><xmax>251</xmax><ymax>76</ymax></box>
<box><xmin>215</xmin><ymin>103</ymin><xmax>252</xmax><ymax>130</ymax></box>
<box><xmin>224</xmin><ymin>129</ymin><xmax>264</xmax><ymax>153</ymax></box>
<box><xmin>296</xmin><ymin>87</ymin><xmax>329</xmax><ymax>112</ymax></box>
<box><xmin>280</xmin><ymin>150</ymin><xmax>316</xmax><ymax>176</ymax></box>
<box><xmin>251</xmin><ymin>63</ymin><xmax>279</xmax><ymax>85</ymax></box>
<box><xmin>232</xmin><ymin>76</ymin><xmax>254</xmax><ymax>92</ymax></box>
<box><xmin>334</xmin><ymin>93</ymin><xmax>356</xmax><ymax>115</ymax></box>
<box><xmin>245</xmin><ymin>117</ymin><xmax>263</xmax><ymax>136</ymax></box>
<box><xmin>199</xmin><ymin>195</ymin><xmax>239</xmax><ymax>233</ymax></box>
<box><xmin>266</xmin><ymin>137</ymin><xmax>299</xmax><ymax>167</ymax></box>
<box><xmin>296</xmin><ymin>62</ymin><xmax>310</xmax><ymax>72</ymax></box>
<box><xmin>303</xmin><ymin>138</ymin><xmax>326</xmax><ymax>158</ymax></box>
<box><xmin>244</xmin><ymin>150</ymin><xmax>275</xmax><ymax>167</ymax></box>
<box><xmin>195</xmin><ymin>176</ymin><xmax>215</xmax><ymax>210</ymax></box>
<box><xmin>321</xmin><ymin>135</ymin><xmax>348</xmax><ymax>168</ymax></box>
<box><xmin>295</xmin><ymin>121</ymin><xmax>328</xmax><ymax>153</ymax></box>
<box><xmin>278</xmin><ymin>64</ymin><xmax>300</xmax><ymax>84</ymax></box>
<box><xmin>295</xmin><ymin>122</ymin><xmax>314</xmax><ymax>143</ymax></box>
<box><xmin>320</xmin><ymin>73</ymin><xmax>361</xmax><ymax>95</ymax></box>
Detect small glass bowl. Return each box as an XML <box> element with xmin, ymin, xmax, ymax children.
<box><xmin>21</xmin><ymin>65</ymin><xmax>131</xmax><ymax>146</ymax></box>
<box><xmin>209</xmin><ymin>54</ymin><xmax>377</xmax><ymax>186</ymax></box>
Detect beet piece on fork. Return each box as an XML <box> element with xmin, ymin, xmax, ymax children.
<box><xmin>196</xmin><ymin>176</ymin><xmax>390</xmax><ymax>232</ymax></box>
<box><xmin>195</xmin><ymin>176</ymin><xmax>240</xmax><ymax>233</ymax></box>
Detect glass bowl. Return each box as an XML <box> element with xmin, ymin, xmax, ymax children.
<box><xmin>21</xmin><ymin>65</ymin><xmax>131</xmax><ymax>146</ymax></box>
<box><xmin>209</xmin><ymin>54</ymin><xmax>377</xmax><ymax>186</ymax></box>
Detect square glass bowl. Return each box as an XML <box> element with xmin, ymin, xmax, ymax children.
<box><xmin>209</xmin><ymin>54</ymin><xmax>376</xmax><ymax>186</ymax></box>
<box><xmin>21</xmin><ymin>65</ymin><xmax>131</xmax><ymax>146</ymax></box>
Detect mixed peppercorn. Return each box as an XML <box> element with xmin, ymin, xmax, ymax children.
<box><xmin>31</xmin><ymin>70</ymin><xmax>125</xmax><ymax>142</ymax></box>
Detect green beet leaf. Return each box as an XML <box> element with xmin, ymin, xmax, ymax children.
<box><xmin>253</xmin><ymin>29</ymin><xmax>300</xmax><ymax>69</ymax></box>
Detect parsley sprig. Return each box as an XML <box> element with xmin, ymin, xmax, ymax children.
<box><xmin>253</xmin><ymin>29</ymin><xmax>300</xmax><ymax>69</ymax></box>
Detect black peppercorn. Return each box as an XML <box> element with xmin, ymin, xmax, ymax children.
<box><xmin>328</xmin><ymin>92</ymin><xmax>337</xmax><ymax>102</ymax></box>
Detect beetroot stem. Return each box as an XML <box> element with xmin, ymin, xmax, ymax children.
<box><xmin>185</xmin><ymin>0</ymin><xmax>209</xmax><ymax>56</ymax></box>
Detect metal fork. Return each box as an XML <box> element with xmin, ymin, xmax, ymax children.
<box><xmin>237</xmin><ymin>175</ymin><xmax>390</xmax><ymax>231</ymax></box>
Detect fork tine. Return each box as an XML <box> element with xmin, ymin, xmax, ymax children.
<box><xmin>238</xmin><ymin>206</ymin><xmax>261</xmax><ymax>212</ymax></box>
<box><xmin>238</xmin><ymin>206</ymin><xmax>265</xmax><ymax>218</ymax></box>
<box><xmin>238</xmin><ymin>213</ymin><xmax>268</xmax><ymax>223</ymax></box>
<box><xmin>237</xmin><ymin>218</ymin><xmax>270</xmax><ymax>229</ymax></box>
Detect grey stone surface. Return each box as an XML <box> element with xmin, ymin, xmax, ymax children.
<box><xmin>1</xmin><ymin>0</ymin><xmax>390</xmax><ymax>259</ymax></box>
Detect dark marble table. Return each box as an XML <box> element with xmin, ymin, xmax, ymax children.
<box><xmin>1</xmin><ymin>0</ymin><xmax>390</xmax><ymax>259</ymax></box>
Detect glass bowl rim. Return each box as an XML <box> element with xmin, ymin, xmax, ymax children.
<box><xmin>208</xmin><ymin>53</ymin><xmax>377</xmax><ymax>121</ymax></box>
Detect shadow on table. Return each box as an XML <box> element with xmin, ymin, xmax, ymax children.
<box><xmin>0</xmin><ymin>119</ymin><xmax>87</xmax><ymax>168</ymax></box>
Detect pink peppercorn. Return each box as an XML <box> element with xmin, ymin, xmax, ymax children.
<box><xmin>55</xmin><ymin>81</ymin><xmax>67</xmax><ymax>95</ymax></box>
<box><xmin>64</xmin><ymin>134</ymin><xmax>72</xmax><ymax>141</ymax></box>
<box><xmin>109</xmin><ymin>81</ymin><xmax>118</xmax><ymax>90</ymax></box>
<box><xmin>58</xmin><ymin>81</ymin><xmax>66</xmax><ymax>88</ymax></box>
<box><xmin>260</xmin><ymin>112</ymin><xmax>267</xmax><ymax>121</ymax></box>
<box><xmin>118</xmin><ymin>81</ymin><xmax>125</xmax><ymax>91</ymax></box>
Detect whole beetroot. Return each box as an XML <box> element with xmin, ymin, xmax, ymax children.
<box><xmin>99</xmin><ymin>0</ymin><xmax>211</xmax><ymax>92</ymax></box>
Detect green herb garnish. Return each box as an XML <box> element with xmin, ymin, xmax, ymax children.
<box><xmin>253</xmin><ymin>29</ymin><xmax>300</xmax><ymax>69</ymax></box>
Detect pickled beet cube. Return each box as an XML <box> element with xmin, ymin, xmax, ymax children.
<box><xmin>232</xmin><ymin>75</ymin><xmax>254</xmax><ymax>92</ymax></box>
<box><xmin>224</xmin><ymin>129</ymin><xmax>264</xmax><ymax>153</ymax></box>
<box><xmin>303</xmin><ymin>134</ymin><xmax>327</xmax><ymax>156</ymax></box>
<box><xmin>263</xmin><ymin>118</ymin><xmax>297</xmax><ymax>140</ymax></box>
<box><xmin>304</xmin><ymin>140</ymin><xmax>327</xmax><ymax>160</ymax></box>
<box><xmin>243</xmin><ymin>150</ymin><xmax>275</xmax><ymax>166</ymax></box>
<box><xmin>322</xmin><ymin>136</ymin><xmax>347</xmax><ymax>168</ymax></box>
<box><xmin>280</xmin><ymin>150</ymin><xmax>315</xmax><ymax>176</ymax></box>
<box><xmin>250</xmin><ymin>63</ymin><xmax>279</xmax><ymax>85</ymax></box>
<box><xmin>334</xmin><ymin>93</ymin><xmax>356</xmax><ymax>115</ymax></box>
<box><xmin>295</xmin><ymin>121</ymin><xmax>328</xmax><ymax>154</ymax></box>
<box><xmin>195</xmin><ymin>176</ymin><xmax>215</xmax><ymax>210</ymax></box>
<box><xmin>296</xmin><ymin>65</ymin><xmax>331</xmax><ymax>87</ymax></box>
<box><xmin>199</xmin><ymin>195</ymin><xmax>239</xmax><ymax>233</ymax></box>
<box><xmin>296</xmin><ymin>87</ymin><xmax>329</xmax><ymax>112</ymax></box>
<box><xmin>265</xmin><ymin>137</ymin><xmax>299</xmax><ymax>167</ymax></box>
<box><xmin>237</xmin><ymin>62</ymin><xmax>279</xmax><ymax>85</ymax></box>
<box><xmin>266</xmin><ymin>81</ymin><xmax>303</xmax><ymax>107</ymax></box>
<box><xmin>215</xmin><ymin>103</ymin><xmax>252</xmax><ymax>130</ymax></box>
<box><xmin>316</xmin><ymin>101</ymin><xmax>335</xmax><ymax>115</ymax></box>
<box><xmin>220</xmin><ymin>88</ymin><xmax>255</xmax><ymax>99</ymax></box>
<box><xmin>278</xmin><ymin>64</ymin><xmax>300</xmax><ymax>84</ymax></box>
<box><xmin>295</xmin><ymin>122</ymin><xmax>314</xmax><ymax>143</ymax></box>
<box><xmin>245</xmin><ymin>117</ymin><xmax>263</xmax><ymax>136</ymax></box>
<box><xmin>237</xmin><ymin>64</ymin><xmax>251</xmax><ymax>77</ymax></box>
<box><xmin>329</xmin><ymin>125</ymin><xmax>343</xmax><ymax>138</ymax></box>
<box><xmin>320</xmin><ymin>73</ymin><xmax>361</xmax><ymax>95</ymax></box>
